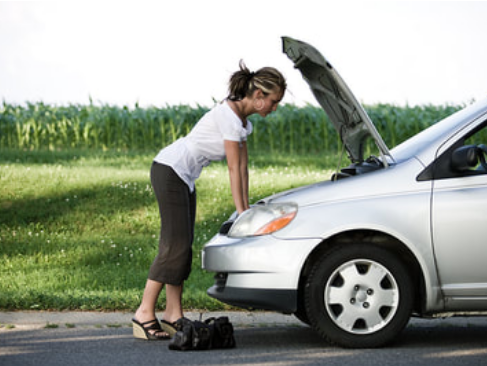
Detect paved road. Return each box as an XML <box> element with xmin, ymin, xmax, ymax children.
<box><xmin>1</xmin><ymin>311</ymin><xmax>487</xmax><ymax>366</ymax></box>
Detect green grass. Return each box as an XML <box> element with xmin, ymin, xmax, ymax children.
<box><xmin>0</xmin><ymin>100</ymin><xmax>466</xmax><ymax>311</ymax></box>
<box><xmin>0</xmin><ymin>148</ymin><xmax>335</xmax><ymax>311</ymax></box>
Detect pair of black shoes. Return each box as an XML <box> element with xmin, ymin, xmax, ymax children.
<box><xmin>169</xmin><ymin>316</ymin><xmax>236</xmax><ymax>351</ymax></box>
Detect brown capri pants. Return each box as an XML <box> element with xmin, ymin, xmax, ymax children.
<box><xmin>148</xmin><ymin>162</ymin><xmax>196</xmax><ymax>286</ymax></box>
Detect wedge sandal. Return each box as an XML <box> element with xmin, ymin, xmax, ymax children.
<box><xmin>132</xmin><ymin>318</ymin><xmax>171</xmax><ymax>340</ymax></box>
<box><xmin>159</xmin><ymin>319</ymin><xmax>178</xmax><ymax>338</ymax></box>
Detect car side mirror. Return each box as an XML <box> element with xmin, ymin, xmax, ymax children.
<box><xmin>451</xmin><ymin>145</ymin><xmax>479</xmax><ymax>172</ymax></box>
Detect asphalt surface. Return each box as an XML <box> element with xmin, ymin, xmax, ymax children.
<box><xmin>1</xmin><ymin>311</ymin><xmax>487</xmax><ymax>366</ymax></box>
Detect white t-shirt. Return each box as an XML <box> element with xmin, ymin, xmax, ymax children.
<box><xmin>154</xmin><ymin>101</ymin><xmax>253</xmax><ymax>192</ymax></box>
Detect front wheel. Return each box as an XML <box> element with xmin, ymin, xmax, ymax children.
<box><xmin>305</xmin><ymin>243</ymin><xmax>414</xmax><ymax>348</ymax></box>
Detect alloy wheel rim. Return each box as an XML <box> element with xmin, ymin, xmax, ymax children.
<box><xmin>324</xmin><ymin>259</ymin><xmax>400</xmax><ymax>334</ymax></box>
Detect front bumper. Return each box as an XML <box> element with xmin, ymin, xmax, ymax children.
<box><xmin>202</xmin><ymin>233</ymin><xmax>322</xmax><ymax>313</ymax></box>
<box><xmin>208</xmin><ymin>278</ymin><xmax>297</xmax><ymax>313</ymax></box>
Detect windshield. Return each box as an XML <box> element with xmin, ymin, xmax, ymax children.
<box><xmin>390</xmin><ymin>101</ymin><xmax>487</xmax><ymax>162</ymax></box>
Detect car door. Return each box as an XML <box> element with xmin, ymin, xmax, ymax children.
<box><xmin>431</xmin><ymin>121</ymin><xmax>487</xmax><ymax>309</ymax></box>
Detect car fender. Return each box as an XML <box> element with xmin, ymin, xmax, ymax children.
<box><xmin>273</xmin><ymin>190</ymin><xmax>444</xmax><ymax>312</ymax></box>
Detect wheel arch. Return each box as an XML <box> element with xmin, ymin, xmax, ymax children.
<box><xmin>297</xmin><ymin>229</ymin><xmax>426</xmax><ymax>318</ymax></box>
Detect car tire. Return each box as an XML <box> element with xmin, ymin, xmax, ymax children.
<box><xmin>305</xmin><ymin>243</ymin><xmax>413</xmax><ymax>348</ymax></box>
<box><xmin>293</xmin><ymin>300</ymin><xmax>311</xmax><ymax>326</ymax></box>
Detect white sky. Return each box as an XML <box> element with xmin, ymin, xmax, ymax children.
<box><xmin>1</xmin><ymin>0</ymin><xmax>486</xmax><ymax>108</ymax></box>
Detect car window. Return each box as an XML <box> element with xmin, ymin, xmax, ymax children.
<box><xmin>461</xmin><ymin>122</ymin><xmax>487</xmax><ymax>173</ymax></box>
<box><xmin>417</xmin><ymin>119</ymin><xmax>487</xmax><ymax>181</ymax></box>
<box><xmin>463</xmin><ymin>122</ymin><xmax>487</xmax><ymax>175</ymax></box>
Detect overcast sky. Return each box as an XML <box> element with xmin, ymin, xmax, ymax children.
<box><xmin>1</xmin><ymin>1</ymin><xmax>486</xmax><ymax>108</ymax></box>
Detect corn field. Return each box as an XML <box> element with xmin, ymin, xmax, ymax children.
<box><xmin>0</xmin><ymin>101</ymin><xmax>463</xmax><ymax>154</ymax></box>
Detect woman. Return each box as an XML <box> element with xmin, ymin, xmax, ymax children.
<box><xmin>132</xmin><ymin>60</ymin><xmax>286</xmax><ymax>340</ymax></box>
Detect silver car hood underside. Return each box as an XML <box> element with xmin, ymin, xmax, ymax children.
<box><xmin>282</xmin><ymin>36</ymin><xmax>391</xmax><ymax>164</ymax></box>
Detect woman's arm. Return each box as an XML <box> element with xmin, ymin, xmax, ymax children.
<box><xmin>239</xmin><ymin>141</ymin><xmax>249</xmax><ymax>210</ymax></box>
<box><xmin>224</xmin><ymin>140</ymin><xmax>250</xmax><ymax>214</ymax></box>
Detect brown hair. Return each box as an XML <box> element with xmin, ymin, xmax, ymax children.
<box><xmin>227</xmin><ymin>60</ymin><xmax>286</xmax><ymax>101</ymax></box>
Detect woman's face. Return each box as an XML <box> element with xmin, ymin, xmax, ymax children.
<box><xmin>258</xmin><ymin>90</ymin><xmax>284</xmax><ymax>117</ymax></box>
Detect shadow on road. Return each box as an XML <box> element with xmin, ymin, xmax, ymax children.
<box><xmin>1</xmin><ymin>320</ymin><xmax>487</xmax><ymax>366</ymax></box>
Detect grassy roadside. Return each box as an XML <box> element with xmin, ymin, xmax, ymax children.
<box><xmin>0</xmin><ymin>148</ymin><xmax>335</xmax><ymax>311</ymax></box>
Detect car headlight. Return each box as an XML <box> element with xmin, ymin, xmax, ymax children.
<box><xmin>228</xmin><ymin>202</ymin><xmax>298</xmax><ymax>237</ymax></box>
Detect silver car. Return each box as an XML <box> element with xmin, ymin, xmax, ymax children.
<box><xmin>202</xmin><ymin>37</ymin><xmax>487</xmax><ymax>348</ymax></box>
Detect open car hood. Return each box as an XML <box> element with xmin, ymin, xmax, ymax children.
<box><xmin>282</xmin><ymin>37</ymin><xmax>391</xmax><ymax>164</ymax></box>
